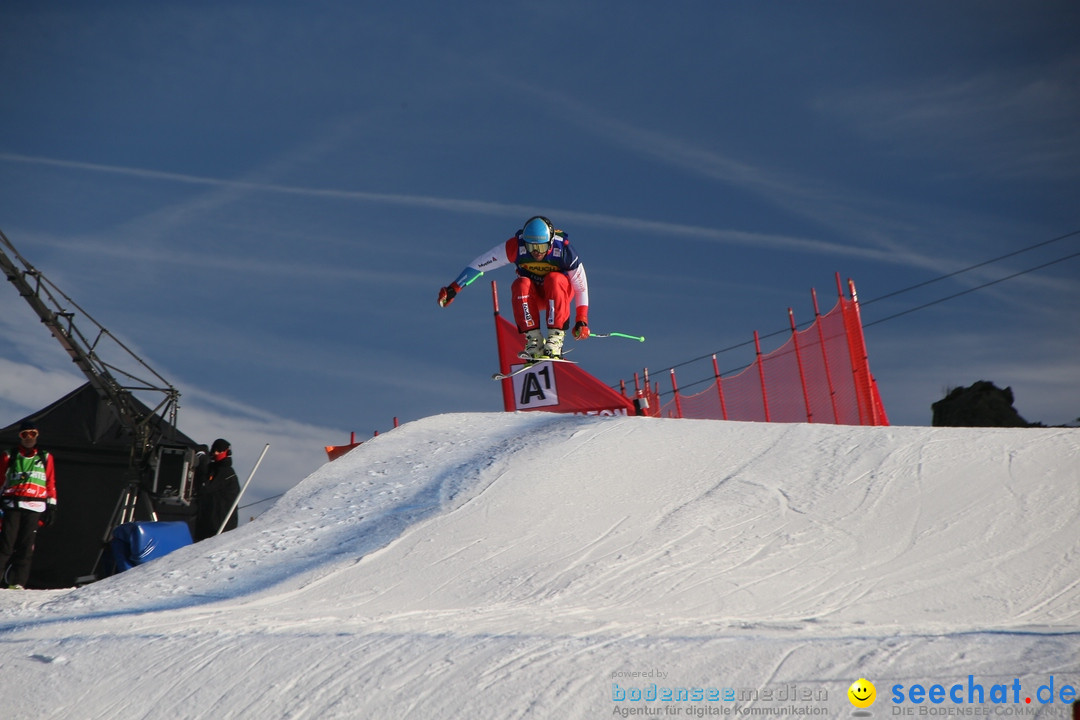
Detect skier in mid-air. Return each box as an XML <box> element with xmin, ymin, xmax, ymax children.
<box><xmin>438</xmin><ymin>216</ymin><xmax>590</xmax><ymax>360</ymax></box>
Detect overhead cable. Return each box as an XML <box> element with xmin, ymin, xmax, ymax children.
<box><xmin>640</xmin><ymin>229</ymin><xmax>1080</xmax><ymax>394</ymax></box>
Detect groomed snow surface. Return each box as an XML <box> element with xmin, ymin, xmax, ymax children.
<box><xmin>1</xmin><ymin>413</ymin><xmax>1078</xmax><ymax>719</ymax></box>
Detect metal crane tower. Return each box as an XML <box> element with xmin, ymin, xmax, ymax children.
<box><xmin>1</xmin><ymin>227</ymin><xmax>193</xmax><ymax>530</ymax></box>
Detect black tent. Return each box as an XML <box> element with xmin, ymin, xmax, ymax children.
<box><xmin>0</xmin><ymin>383</ymin><xmax>199</xmax><ymax>588</ymax></box>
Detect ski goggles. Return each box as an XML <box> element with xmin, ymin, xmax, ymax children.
<box><xmin>525</xmin><ymin>241</ymin><xmax>550</xmax><ymax>255</ymax></box>
<box><xmin>19</xmin><ymin>429</ymin><xmax>39</xmax><ymax>440</ymax></box>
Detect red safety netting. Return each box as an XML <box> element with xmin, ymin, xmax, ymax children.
<box><xmin>639</xmin><ymin>278</ymin><xmax>888</xmax><ymax>426</ymax></box>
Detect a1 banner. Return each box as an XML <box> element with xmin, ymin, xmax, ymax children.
<box><xmin>507</xmin><ymin>360</ymin><xmax>561</xmax><ymax>410</ymax></box>
<box><xmin>494</xmin><ymin>313</ymin><xmax>635</xmax><ymax>417</ymax></box>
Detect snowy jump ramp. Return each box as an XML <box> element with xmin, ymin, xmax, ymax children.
<box><xmin>0</xmin><ymin>413</ymin><xmax>1077</xmax><ymax>718</ymax></box>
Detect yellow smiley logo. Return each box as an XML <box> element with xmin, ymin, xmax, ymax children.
<box><xmin>848</xmin><ymin>678</ymin><xmax>876</xmax><ymax>708</ymax></box>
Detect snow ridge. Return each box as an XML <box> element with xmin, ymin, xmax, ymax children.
<box><xmin>0</xmin><ymin>413</ymin><xmax>1077</xmax><ymax>719</ymax></box>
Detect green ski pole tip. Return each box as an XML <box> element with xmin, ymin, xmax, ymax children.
<box><xmin>596</xmin><ymin>332</ymin><xmax>646</xmax><ymax>342</ymax></box>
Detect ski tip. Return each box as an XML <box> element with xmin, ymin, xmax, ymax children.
<box><xmin>492</xmin><ymin>356</ymin><xmax>578</xmax><ymax>380</ymax></box>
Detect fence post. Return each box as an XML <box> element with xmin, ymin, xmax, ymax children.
<box><xmin>711</xmin><ymin>354</ymin><xmax>728</xmax><ymax>421</ymax></box>
<box><xmin>754</xmin><ymin>331</ymin><xmax>771</xmax><ymax>422</ymax></box>
<box><xmin>628</xmin><ymin>374</ymin><xmax>645</xmax><ymax>416</ymax></box>
<box><xmin>812</xmin><ymin>288</ymin><xmax>841</xmax><ymax>424</ymax></box>
<box><xmin>836</xmin><ymin>275</ymin><xmax>870</xmax><ymax>425</ymax></box>
<box><xmin>670</xmin><ymin>368</ymin><xmax>683</xmax><ymax>419</ymax></box>
<box><xmin>845</xmin><ymin>278</ymin><xmax>883</xmax><ymax>425</ymax></box>
<box><xmin>789</xmin><ymin>308</ymin><xmax>813</xmax><ymax>423</ymax></box>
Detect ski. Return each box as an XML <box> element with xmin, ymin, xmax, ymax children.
<box><xmin>492</xmin><ymin>357</ymin><xmax>577</xmax><ymax>380</ymax></box>
<box><xmin>517</xmin><ymin>347</ymin><xmax>574</xmax><ymax>360</ymax></box>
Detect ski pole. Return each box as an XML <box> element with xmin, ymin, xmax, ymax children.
<box><xmin>217</xmin><ymin>443</ymin><xmax>270</xmax><ymax>536</ymax></box>
<box><xmin>592</xmin><ymin>332</ymin><xmax>646</xmax><ymax>342</ymax></box>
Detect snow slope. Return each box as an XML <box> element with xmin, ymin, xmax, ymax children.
<box><xmin>0</xmin><ymin>413</ymin><xmax>1077</xmax><ymax>719</ymax></box>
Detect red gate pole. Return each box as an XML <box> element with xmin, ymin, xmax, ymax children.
<box><xmin>670</xmin><ymin>368</ymin><xmax>683</xmax><ymax>419</ymax></box>
<box><xmin>711</xmin><ymin>354</ymin><xmax>728</xmax><ymax>420</ymax></box>
<box><xmin>492</xmin><ymin>280</ymin><xmax>515</xmax><ymax>413</ymax></box>
<box><xmin>754</xmin><ymin>330</ymin><xmax>771</xmax><ymax>422</ymax></box>
<box><xmin>812</xmin><ymin>288</ymin><xmax>841</xmax><ymax>424</ymax></box>
<box><xmin>789</xmin><ymin>308</ymin><xmax>814</xmax><ymax>423</ymax></box>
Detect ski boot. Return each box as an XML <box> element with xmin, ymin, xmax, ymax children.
<box><xmin>520</xmin><ymin>329</ymin><xmax>545</xmax><ymax>360</ymax></box>
<box><xmin>541</xmin><ymin>328</ymin><xmax>565</xmax><ymax>359</ymax></box>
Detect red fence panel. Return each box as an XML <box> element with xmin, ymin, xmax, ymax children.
<box><xmin>630</xmin><ymin>276</ymin><xmax>887</xmax><ymax>427</ymax></box>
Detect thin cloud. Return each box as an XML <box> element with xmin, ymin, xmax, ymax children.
<box><xmin>496</xmin><ymin>82</ymin><xmax>883</xmax><ymax>204</ymax></box>
<box><xmin>486</xmin><ymin>78</ymin><xmax>1080</xmax><ymax>302</ymax></box>
<box><xmin>0</xmin><ymin>350</ymin><xmax>337</xmax><ymax>512</ymax></box>
<box><xmin>0</xmin><ymin>358</ymin><xmax>84</xmax><ymax>414</ymax></box>
<box><xmin>26</xmin><ymin>231</ymin><xmax>428</xmax><ymax>286</ymax></box>
<box><xmin>0</xmin><ymin>152</ymin><xmax>533</xmax><ymax>218</ymax></box>
<box><xmin>816</xmin><ymin>55</ymin><xmax>1080</xmax><ymax>180</ymax></box>
<box><xmin>2</xmin><ymin>152</ymin><xmax>927</xmax><ymax>266</ymax></box>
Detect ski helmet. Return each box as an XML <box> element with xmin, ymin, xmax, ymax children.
<box><xmin>522</xmin><ymin>216</ymin><xmax>553</xmax><ymax>252</ymax></box>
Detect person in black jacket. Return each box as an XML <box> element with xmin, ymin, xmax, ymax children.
<box><xmin>194</xmin><ymin>438</ymin><xmax>239</xmax><ymax>541</ymax></box>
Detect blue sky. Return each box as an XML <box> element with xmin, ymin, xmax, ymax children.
<box><xmin>2</xmin><ymin>2</ymin><xmax>1078</xmax><ymax>508</ymax></box>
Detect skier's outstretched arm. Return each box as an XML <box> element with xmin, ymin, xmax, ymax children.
<box><xmin>438</xmin><ymin>239</ymin><xmax>515</xmax><ymax>307</ymax></box>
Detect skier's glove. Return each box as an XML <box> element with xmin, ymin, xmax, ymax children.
<box><xmin>41</xmin><ymin>504</ymin><xmax>56</xmax><ymax>528</ymax></box>
<box><xmin>438</xmin><ymin>282</ymin><xmax>462</xmax><ymax>307</ymax></box>
<box><xmin>572</xmin><ymin>306</ymin><xmax>590</xmax><ymax>339</ymax></box>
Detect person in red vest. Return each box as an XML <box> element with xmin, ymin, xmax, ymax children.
<box><xmin>437</xmin><ymin>216</ymin><xmax>590</xmax><ymax>360</ymax></box>
<box><xmin>0</xmin><ymin>421</ymin><xmax>58</xmax><ymax>589</ymax></box>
